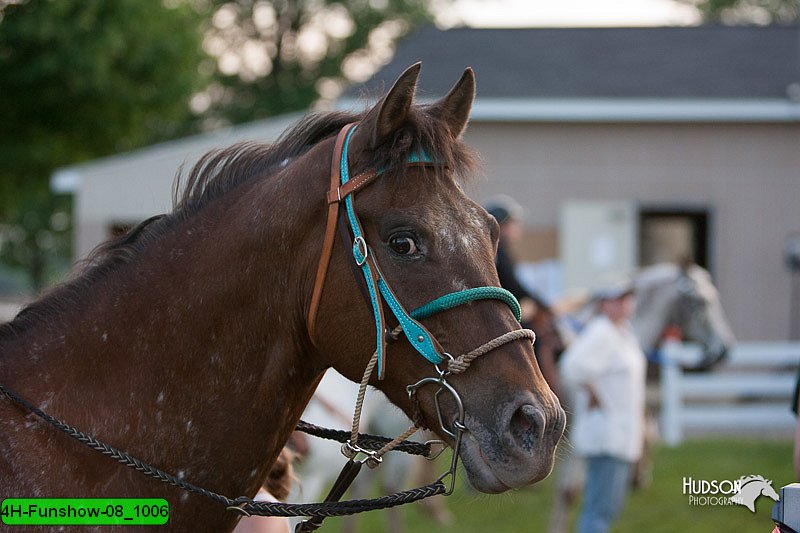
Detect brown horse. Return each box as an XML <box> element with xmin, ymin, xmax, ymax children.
<box><xmin>0</xmin><ymin>64</ymin><xmax>564</xmax><ymax>531</ymax></box>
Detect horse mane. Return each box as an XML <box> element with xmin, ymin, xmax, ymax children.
<box><xmin>0</xmin><ymin>104</ymin><xmax>477</xmax><ymax>342</ymax></box>
<box><xmin>172</xmin><ymin>111</ymin><xmax>358</xmax><ymax>219</ymax></box>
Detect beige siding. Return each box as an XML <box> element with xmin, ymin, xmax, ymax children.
<box><xmin>463</xmin><ymin>121</ymin><xmax>800</xmax><ymax>341</ymax></box>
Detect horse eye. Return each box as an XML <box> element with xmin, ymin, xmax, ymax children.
<box><xmin>389</xmin><ymin>235</ymin><xmax>418</xmax><ymax>256</ymax></box>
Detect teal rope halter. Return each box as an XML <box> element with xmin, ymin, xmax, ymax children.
<box><xmin>410</xmin><ymin>287</ymin><xmax>521</xmax><ymax>322</ymax></box>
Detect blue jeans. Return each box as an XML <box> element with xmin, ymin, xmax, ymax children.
<box><xmin>577</xmin><ymin>455</ymin><xmax>633</xmax><ymax>533</ymax></box>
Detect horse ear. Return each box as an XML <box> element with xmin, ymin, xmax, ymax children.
<box><xmin>359</xmin><ymin>62</ymin><xmax>421</xmax><ymax>149</ymax></box>
<box><xmin>430</xmin><ymin>67</ymin><xmax>475</xmax><ymax>139</ymax></box>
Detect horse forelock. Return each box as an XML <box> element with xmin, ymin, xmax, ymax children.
<box><xmin>366</xmin><ymin>106</ymin><xmax>482</xmax><ymax>265</ymax></box>
<box><xmin>360</xmin><ymin>105</ymin><xmax>478</xmax><ymax>190</ymax></box>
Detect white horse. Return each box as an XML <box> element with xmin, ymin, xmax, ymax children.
<box><xmin>549</xmin><ymin>262</ymin><xmax>736</xmax><ymax>533</ymax></box>
<box><xmin>562</xmin><ymin>262</ymin><xmax>736</xmax><ymax>369</ymax></box>
<box><xmin>631</xmin><ymin>262</ymin><xmax>736</xmax><ymax>369</ymax></box>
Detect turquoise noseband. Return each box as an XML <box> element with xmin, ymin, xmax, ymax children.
<box><xmin>308</xmin><ymin>123</ymin><xmax>521</xmax><ymax>378</ymax></box>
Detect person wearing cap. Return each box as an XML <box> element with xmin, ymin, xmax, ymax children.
<box><xmin>484</xmin><ymin>195</ymin><xmax>563</xmax><ymax>399</ymax></box>
<box><xmin>558</xmin><ymin>281</ymin><xmax>646</xmax><ymax>533</ymax></box>
<box><xmin>484</xmin><ymin>195</ymin><xmax>539</xmax><ymax>322</ymax></box>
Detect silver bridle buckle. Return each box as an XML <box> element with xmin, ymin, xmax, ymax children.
<box><xmin>353</xmin><ymin>236</ymin><xmax>369</xmax><ymax>266</ymax></box>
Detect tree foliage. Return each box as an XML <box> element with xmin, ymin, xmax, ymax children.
<box><xmin>0</xmin><ymin>0</ymin><xmax>206</xmax><ymax>289</ymax></box>
<box><xmin>680</xmin><ymin>0</ymin><xmax>799</xmax><ymax>23</ymax></box>
<box><xmin>0</xmin><ymin>0</ymin><xmax>438</xmax><ymax>291</ymax></box>
<box><xmin>198</xmin><ymin>0</ymin><xmax>435</xmax><ymax>126</ymax></box>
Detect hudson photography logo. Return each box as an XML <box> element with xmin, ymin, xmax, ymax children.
<box><xmin>682</xmin><ymin>475</ymin><xmax>779</xmax><ymax>512</ymax></box>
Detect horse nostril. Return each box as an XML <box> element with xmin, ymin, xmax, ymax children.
<box><xmin>509</xmin><ymin>404</ymin><xmax>543</xmax><ymax>452</ymax></box>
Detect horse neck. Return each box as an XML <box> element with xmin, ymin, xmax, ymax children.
<box><xmin>1</xmin><ymin>172</ymin><xmax>326</xmax><ymax>498</ymax></box>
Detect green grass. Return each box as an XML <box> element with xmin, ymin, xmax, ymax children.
<box><xmin>320</xmin><ymin>437</ymin><xmax>793</xmax><ymax>532</ymax></box>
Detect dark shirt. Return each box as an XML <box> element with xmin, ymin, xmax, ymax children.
<box><xmin>495</xmin><ymin>243</ymin><xmax>550</xmax><ymax>310</ymax></box>
<box><xmin>495</xmin><ymin>243</ymin><xmax>532</xmax><ymax>302</ymax></box>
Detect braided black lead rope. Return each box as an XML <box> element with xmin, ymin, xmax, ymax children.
<box><xmin>0</xmin><ymin>383</ymin><xmax>446</xmax><ymax>517</ymax></box>
<box><xmin>0</xmin><ymin>383</ymin><xmax>235</xmax><ymax>507</ymax></box>
<box><xmin>228</xmin><ymin>482</ymin><xmax>446</xmax><ymax>518</ymax></box>
<box><xmin>295</xmin><ymin>420</ymin><xmax>432</xmax><ymax>457</ymax></box>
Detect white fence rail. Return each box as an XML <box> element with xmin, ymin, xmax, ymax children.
<box><xmin>660</xmin><ymin>341</ymin><xmax>800</xmax><ymax>446</ymax></box>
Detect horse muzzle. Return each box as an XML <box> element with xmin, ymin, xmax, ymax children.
<box><xmin>457</xmin><ymin>392</ymin><xmax>566</xmax><ymax>493</ymax></box>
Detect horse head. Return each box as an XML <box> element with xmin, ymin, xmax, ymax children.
<box><xmin>674</xmin><ymin>264</ymin><xmax>736</xmax><ymax>368</ymax></box>
<box><xmin>0</xmin><ymin>63</ymin><xmax>564</xmax><ymax>530</ymax></box>
<box><xmin>633</xmin><ymin>262</ymin><xmax>735</xmax><ymax>369</ymax></box>
<box><xmin>310</xmin><ymin>64</ymin><xmax>565</xmax><ymax>492</ymax></box>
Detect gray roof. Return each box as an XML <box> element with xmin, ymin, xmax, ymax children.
<box><xmin>349</xmin><ymin>25</ymin><xmax>800</xmax><ymax>100</ymax></box>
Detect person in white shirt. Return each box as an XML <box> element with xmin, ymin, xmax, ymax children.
<box><xmin>559</xmin><ymin>281</ymin><xmax>645</xmax><ymax>533</ymax></box>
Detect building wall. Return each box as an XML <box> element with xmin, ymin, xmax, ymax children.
<box><xmin>72</xmin><ymin>114</ymin><xmax>302</xmax><ymax>258</ymax></box>
<box><xmin>463</xmin><ymin>121</ymin><xmax>800</xmax><ymax>341</ymax></box>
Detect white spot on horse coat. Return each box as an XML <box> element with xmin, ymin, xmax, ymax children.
<box><xmin>451</xmin><ymin>278</ymin><xmax>470</xmax><ymax>292</ymax></box>
<box><xmin>156</xmin><ymin>391</ymin><xmax>165</xmax><ymax>404</ymax></box>
<box><xmin>101</xmin><ymin>332</ymin><xmax>107</xmax><ymax>342</ymax></box>
<box><xmin>431</xmin><ymin>195</ymin><xmax>483</xmax><ymax>255</ymax></box>
<box><xmin>38</xmin><ymin>393</ymin><xmax>53</xmax><ymax>412</ymax></box>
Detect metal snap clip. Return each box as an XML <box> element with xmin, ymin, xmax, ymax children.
<box><xmin>341</xmin><ymin>441</ymin><xmax>359</xmax><ymax>459</ymax></box>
